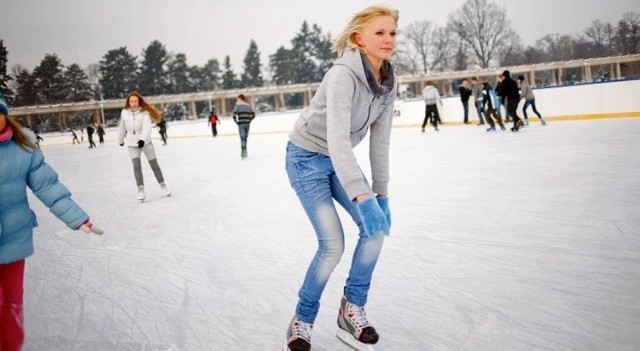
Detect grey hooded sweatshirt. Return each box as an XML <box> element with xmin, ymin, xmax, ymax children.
<box><xmin>289</xmin><ymin>48</ymin><xmax>396</xmax><ymax>200</ymax></box>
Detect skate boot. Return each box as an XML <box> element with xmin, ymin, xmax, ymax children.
<box><xmin>241</xmin><ymin>148</ymin><xmax>248</xmax><ymax>159</ymax></box>
<box><xmin>540</xmin><ymin>118</ymin><xmax>547</xmax><ymax>126</ymax></box>
<box><xmin>486</xmin><ymin>126</ymin><xmax>496</xmax><ymax>132</ymax></box>
<box><xmin>160</xmin><ymin>182</ymin><xmax>172</xmax><ymax>197</ymax></box>
<box><xmin>421</xmin><ymin>127</ymin><xmax>425</xmax><ymax>133</ymax></box>
<box><xmin>524</xmin><ymin>119</ymin><xmax>530</xmax><ymax>126</ymax></box>
<box><xmin>137</xmin><ymin>185</ymin><xmax>145</xmax><ymax>202</ymax></box>
<box><xmin>336</xmin><ymin>296</ymin><xmax>378</xmax><ymax>350</ymax></box>
<box><xmin>284</xmin><ymin>316</ymin><xmax>312</xmax><ymax>351</ymax></box>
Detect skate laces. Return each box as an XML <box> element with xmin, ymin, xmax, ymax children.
<box><xmin>289</xmin><ymin>317</ymin><xmax>313</xmax><ymax>343</ymax></box>
<box><xmin>345</xmin><ymin>302</ymin><xmax>372</xmax><ymax>330</ymax></box>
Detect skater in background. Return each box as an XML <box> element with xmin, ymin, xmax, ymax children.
<box><xmin>0</xmin><ymin>93</ymin><xmax>103</xmax><ymax>351</ymax></box>
<box><xmin>481</xmin><ymin>79</ymin><xmax>506</xmax><ymax>131</ymax></box>
<box><xmin>87</xmin><ymin>124</ymin><xmax>96</xmax><ymax>148</ymax></box>
<box><xmin>96</xmin><ymin>124</ymin><xmax>105</xmax><ymax>145</ymax></box>
<box><xmin>156</xmin><ymin>119</ymin><xmax>168</xmax><ymax>145</ymax></box>
<box><xmin>517</xmin><ymin>75</ymin><xmax>547</xmax><ymax>126</ymax></box>
<box><xmin>471</xmin><ymin>77</ymin><xmax>485</xmax><ymax>125</ymax></box>
<box><xmin>232</xmin><ymin>94</ymin><xmax>255</xmax><ymax>159</ymax></box>
<box><xmin>459</xmin><ymin>78</ymin><xmax>472</xmax><ymax>124</ymax></box>
<box><xmin>70</xmin><ymin>128</ymin><xmax>80</xmax><ymax>144</ymax></box>
<box><xmin>422</xmin><ymin>80</ymin><xmax>443</xmax><ymax>132</ymax></box>
<box><xmin>208</xmin><ymin>109</ymin><xmax>220</xmax><ymax>137</ymax></box>
<box><xmin>495</xmin><ymin>74</ymin><xmax>507</xmax><ymax>122</ymax></box>
<box><xmin>500</xmin><ymin>70</ymin><xmax>524</xmax><ymax>131</ymax></box>
<box><xmin>117</xmin><ymin>91</ymin><xmax>171</xmax><ymax>201</ymax></box>
<box><xmin>28</xmin><ymin>126</ymin><xmax>43</xmax><ymax>148</ymax></box>
<box><xmin>284</xmin><ymin>5</ymin><xmax>397</xmax><ymax>351</ymax></box>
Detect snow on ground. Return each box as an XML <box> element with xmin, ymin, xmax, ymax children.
<box><xmin>22</xmin><ymin>115</ymin><xmax>640</xmax><ymax>350</ymax></box>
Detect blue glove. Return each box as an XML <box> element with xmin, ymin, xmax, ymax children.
<box><xmin>376</xmin><ymin>196</ymin><xmax>391</xmax><ymax>229</ymax></box>
<box><xmin>355</xmin><ymin>197</ymin><xmax>390</xmax><ymax>238</ymax></box>
<box><xmin>137</xmin><ymin>140</ymin><xmax>145</xmax><ymax>148</ymax></box>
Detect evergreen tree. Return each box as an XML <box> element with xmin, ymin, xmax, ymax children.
<box><xmin>201</xmin><ymin>58</ymin><xmax>222</xmax><ymax>91</ymax></box>
<box><xmin>269</xmin><ymin>46</ymin><xmax>297</xmax><ymax>85</ymax></box>
<box><xmin>33</xmin><ymin>54</ymin><xmax>66</xmax><ymax>104</ymax></box>
<box><xmin>291</xmin><ymin>21</ymin><xmax>318</xmax><ymax>83</ymax></box>
<box><xmin>139</xmin><ymin>40</ymin><xmax>170</xmax><ymax>96</ymax></box>
<box><xmin>62</xmin><ymin>64</ymin><xmax>93</xmax><ymax>102</ymax></box>
<box><xmin>99</xmin><ymin>47</ymin><xmax>138</xmax><ymax>99</ymax></box>
<box><xmin>13</xmin><ymin>68</ymin><xmax>37</xmax><ymax>107</ymax></box>
<box><xmin>309</xmin><ymin>24</ymin><xmax>334</xmax><ymax>79</ymax></box>
<box><xmin>167</xmin><ymin>53</ymin><xmax>190</xmax><ymax>93</ymax></box>
<box><xmin>0</xmin><ymin>40</ymin><xmax>14</xmax><ymax>103</ymax></box>
<box><xmin>221</xmin><ymin>55</ymin><xmax>238</xmax><ymax>89</ymax></box>
<box><xmin>241</xmin><ymin>39</ymin><xmax>263</xmax><ymax>88</ymax></box>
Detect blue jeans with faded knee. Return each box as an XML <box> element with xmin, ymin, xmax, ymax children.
<box><xmin>285</xmin><ymin>141</ymin><xmax>385</xmax><ymax>324</ymax></box>
<box><xmin>238</xmin><ymin>123</ymin><xmax>250</xmax><ymax>149</ymax></box>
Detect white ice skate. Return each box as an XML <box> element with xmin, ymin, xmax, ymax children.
<box><xmin>336</xmin><ymin>297</ymin><xmax>378</xmax><ymax>351</ymax></box>
<box><xmin>284</xmin><ymin>316</ymin><xmax>312</xmax><ymax>351</ymax></box>
<box><xmin>160</xmin><ymin>182</ymin><xmax>172</xmax><ymax>197</ymax></box>
<box><xmin>137</xmin><ymin>185</ymin><xmax>145</xmax><ymax>202</ymax></box>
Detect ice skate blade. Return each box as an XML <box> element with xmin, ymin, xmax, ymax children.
<box><xmin>337</xmin><ymin>328</ymin><xmax>375</xmax><ymax>351</ymax></box>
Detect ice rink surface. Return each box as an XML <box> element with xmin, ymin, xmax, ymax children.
<box><xmin>22</xmin><ymin>116</ymin><xmax>640</xmax><ymax>350</ymax></box>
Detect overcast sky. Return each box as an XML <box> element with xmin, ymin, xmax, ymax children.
<box><xmin>1</xmin><ymin>0</ymin><xmax>639</xmax><ymax>72</ymax></box>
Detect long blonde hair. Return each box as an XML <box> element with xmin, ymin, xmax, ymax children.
<box><xmin>124</xmin><ymin>91</ymin><xmax>162</xmax><ymax>123</ymax></box>
<box><xmin>333</xmin><ymin>5</ymin><xmax>399</xmax><ymax>57</ymax></box>
<box><xmin>5</xmin><ymin>117</ymin><xmax>37</xmax><ymax>150</ymax></box>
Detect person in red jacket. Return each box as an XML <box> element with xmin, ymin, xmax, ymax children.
<box><xmin>208</xmin><ymin>110</ymin><xmax>220</xmax><ymax>137</ymax></box>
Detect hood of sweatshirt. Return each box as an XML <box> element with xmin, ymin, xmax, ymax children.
<box><xmin>333</xmin><ymin>49</ymin><xmax>395</xmax><ymax>97</ymax></box>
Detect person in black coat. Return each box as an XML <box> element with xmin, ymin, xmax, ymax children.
<box><xmin>87</xmin><ymin>124</ymin><xmax>96</xmax><ymax>148</ymax></box>
<box><xmin>96</xmin><ymin>124</ymin><xmax>106</xmax><ymax>144</ymax></box>
<box><xmin>459</xmin><ymin>79</ymin><xmax>472</xmax><ymax>124</ymax></box>
<box><xmin>499</xmin><ymin>70</ymin><xmax>523</xmax><ymax>131</ymax></box>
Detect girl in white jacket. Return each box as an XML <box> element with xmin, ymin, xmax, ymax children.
<box><xmin>117</xmin><ymin>92</ymin><xmax>171</xmax><ymax>201</ymax></box>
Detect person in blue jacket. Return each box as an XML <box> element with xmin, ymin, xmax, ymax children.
<box><xmin>283</xmin><ymin>5</ymin><xmax>397</xmax><ymax>351</ymax></box>
<box><xmin>0</xmin><ymin>93</ymin><xmax>103</xmax><ymax>351</ymax></box>
<box><xmin>482</xmin><ymin>79</ymin><xmax>506</xmax><ymax>132</ymax></box>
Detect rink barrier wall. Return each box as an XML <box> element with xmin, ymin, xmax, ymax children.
<box><xmin>37</xmin><ymin>79</ymin><xmax>640</xmax><ymax>148</ymax></box>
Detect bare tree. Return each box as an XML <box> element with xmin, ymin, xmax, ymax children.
<box><xmin>429</xmin><ymin>27</ymin><xmax>454</xmax><ymax>72</ymax></box>
<box><xmin>496</xmin><ymin>30</ymin><xmax>524</xmax><ymax>66</ymax></box>
<box><xmin>584</xmin><ymin>20</ymin><xmax>613</xmax><ymax>57</ymax></box>
<box><xmin>402</xmin><ymin>21</ymin><xmax>435</xmax><ymax>73</ymax></box>
<box><xmin>392</xmin><ymin>47</ymin><xmax>421</xmax><ymax>75</ymax></box>
<box><xmin>536</xmin><ymin>34</ymin><xmax>577</xmax><ymax>62</ymax></box>
<box><xmin>448</xmin><ymin>0</ymin><xmax>516</xmax><ymax>68</ymax></box>
<box><xmin>615</xmin><ymin>12</ymin><xmax>640</xmax><ymax>54</ymax></box>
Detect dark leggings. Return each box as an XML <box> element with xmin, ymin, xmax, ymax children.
<box><xmin>523</xmin><ymin>99</ymin><xmax>542</xmax><ymax>120</ymax></box>
<box><xmin>507</xmin><ymin>99</ymin><xmax>521</xmax><ymax>127</ymax></box>
<box><xmin>422</xmin><ymin>105</ymin><xmax>440</xmax><ymax>130</ymax></box>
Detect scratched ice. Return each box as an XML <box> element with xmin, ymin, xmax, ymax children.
<box><xmin>22</xmin><ymin>115</ymin><xmax>640</xmax><ymax>350</ymax></box>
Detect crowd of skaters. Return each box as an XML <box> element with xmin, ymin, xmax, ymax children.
<box><xmin>424</xmin><ymin>70</ymin><xmax>547</xmax><ymax>133</ymax></box>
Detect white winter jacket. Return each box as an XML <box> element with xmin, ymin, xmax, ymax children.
<box><xmin>117</xmin><ymin>108</ymin><xmax>153</xmax><ymax>147</ymax></box>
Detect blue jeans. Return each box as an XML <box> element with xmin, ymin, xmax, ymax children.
<box><xmin>238</xmin><ymin>123</ymin><xmax>250</xmax><ymax>149</ymax></box>
<box><xmin>285</xmin><ymin>141</ymin><xmax>385</xmax><ymax>323</ymax></box>
<box><xmin>475</xmin><ymin>100</ymin><xmax>485</xmax><ymax>123</ymax></box>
